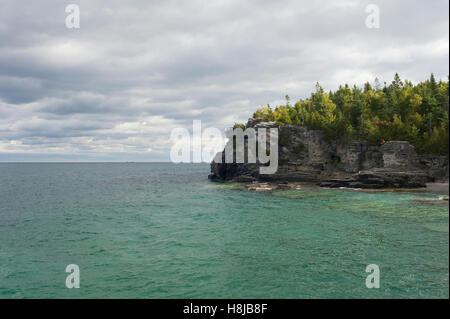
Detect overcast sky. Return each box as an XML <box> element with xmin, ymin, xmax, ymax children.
<box><xmin>0</xmin><ymin>0</ymin><xmax>448</xmax><ymax>162</ymax></box>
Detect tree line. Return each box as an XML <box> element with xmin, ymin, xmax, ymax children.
<box><xmin>243</xmin><ymin>74</ymin><xmax>449</xmax><ymax>156</ymax></box>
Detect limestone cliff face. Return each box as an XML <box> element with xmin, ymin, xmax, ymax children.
<box><xmin>209</xmin><ymin>118</ymin><xmax>449</xmax><ymax>188</ymax></box>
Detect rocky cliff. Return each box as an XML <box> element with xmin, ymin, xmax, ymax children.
<box><xmin>209</xmin><ymin>118</ymin><xmax>449</xmax><ymax>188</ymax></box>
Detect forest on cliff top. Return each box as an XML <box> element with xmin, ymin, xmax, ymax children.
<box><xmin>241</xmin><ymin>74</ymin><xmax>449</xmax><ymax>156</ymax></box>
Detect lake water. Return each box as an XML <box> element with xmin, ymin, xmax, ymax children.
<box><xmin>0</xmin><ymin>163</ymin><xmax>448</xmax><ymax>298</ymax></box>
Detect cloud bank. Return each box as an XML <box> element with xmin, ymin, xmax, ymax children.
<box><xmin>0</xmin><ymin>0</ymin><xmax>448</xmax><ymax>161</ymax></box>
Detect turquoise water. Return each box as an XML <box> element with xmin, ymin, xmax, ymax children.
<box><xmin>0</xmin><ymin>163</ymin><xmax>448</xmax><ymax>299</ymax></box>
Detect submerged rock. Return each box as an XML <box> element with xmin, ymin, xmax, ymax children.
<box><xmin>245</xmin><ymin>182</ymin><xmax>303</xmax><ymax>191</ymax></box>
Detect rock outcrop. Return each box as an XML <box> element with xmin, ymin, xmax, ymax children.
<box><xmin>209</xmin><ymin>118</ymin><xmax>449</xmax><ymax>188</ymax></box>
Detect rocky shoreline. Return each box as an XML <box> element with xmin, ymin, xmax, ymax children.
<box><xmin>209</xmin><ymin>118</ymin><xmax>449</xmax><ymax>189</ymax></box>
<box><xmin>240</xmin><ymin>181</ymin><xmax>450</xmax><ymax>198</ymax></box>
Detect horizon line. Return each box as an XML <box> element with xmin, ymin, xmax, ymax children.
<box><xmin>0</xmin><ymin>161</ymin><xmax>210</xmax><ymax>164</ymax></box>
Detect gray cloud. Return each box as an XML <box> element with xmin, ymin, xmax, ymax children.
<box><xmin>0</xmin><ymin>0</ymin><xmax>448</xmax><ymax>161</ymax></box>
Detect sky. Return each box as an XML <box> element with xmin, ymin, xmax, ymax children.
<box><xmin>0</xmin><ymin>0</ymin><xmax>448</xmax><ymax>162</ymax></box>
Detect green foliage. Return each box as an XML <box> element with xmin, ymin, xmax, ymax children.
<box><xmin>251</xmin><ymin>74</ymin><xmax>449</xmax><ymax>156</ymax></box>
<box><xmin>233</xmin><ymin>123</ymin><xmax>246</xmax><ymax>130</ymax></box>
<box><xmin>253</xmin><ymin>105</ymin><xmax>274</xmax><ymax>121</ymax></box>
